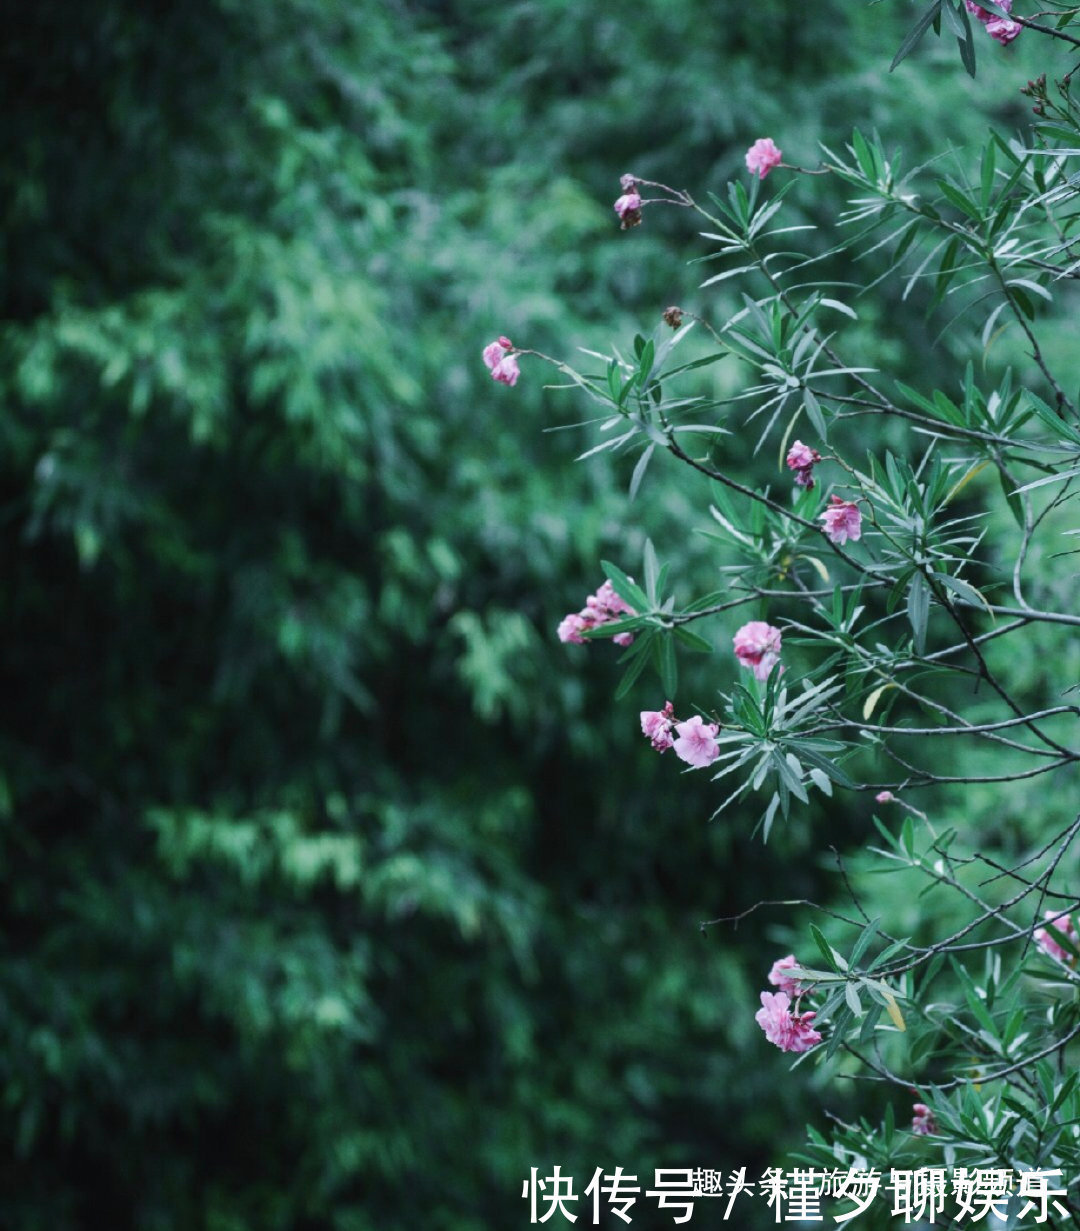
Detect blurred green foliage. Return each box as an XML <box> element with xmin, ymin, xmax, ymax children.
<box><xmin>0</xmin><ymin>1</ymin><xmax>1064</xmax><ymax>1227</ymax></box>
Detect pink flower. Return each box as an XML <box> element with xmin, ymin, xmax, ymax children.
<box><xmin>875</xmin><ymin>791</ymin><xmax>895</xmax><ymax>804</ymax></box>
<box><xmin>821</xmin><ymin>496</ymin><xmax>862</xmax><ymax>546</ymax></box>
<box><xmin>491</xmin><ymin>355</ymin><xmax>520</xmax><ymax>386</ymax></box>
<box><xmin>641</xmin><ymin>701</ymin><xmax>677</xmax><ymax>752</ymax></box>
<box><xmin>745</xmin><ymin>138</ymin><xmax>782</xmax><ymax>180</ymax></box>
<box><xmin>767</xmin><ymin>955</ymin><xmax>805</xmax><ymax>1000</ymax></box>
<box><xmin>1035</xmin><ymin>910</ymin><xmax>1079</xmax><ymax>965</ymax></box>
<box><xmin>755</xmin><ymin>991</ymin><xmax>822</xmax><ymax>1054</ymax></box>
<box><xmin>557</xmin><ymin>613</ymin><xmax>588</xmax><ymax>645</ymax></box>
<box><xmin>586</xmin><ymin>580</ymin><xmax>633</xmax><ymax>618</ymax></box>
<box><xmin>733</xmin><ymin>621</ymin><xmax>783</xmax><ymax>681</ymax></box>
<box><xmin>964</xmin><ymin>0</ymin><xmax>1021</xmax><ymax>42</ymax></box>
<box><xmin>672</xmin><ymin>715</ymin><xmax>721</xmax><ymax>769</ymax></box>
<box><xmin>620</xmin><ymin>173</ymin><xmax>638</xmax><ymax>192</ymax></box>
<box><xmin>614</xmin><ymin>191</ymin><xmax>643</xmax><ymax>229</ymax></box>
<box><xmin>785</xmin><ymin>440</ymin><xmax>822</xmax><ymax>489</ymax></box>
<box><xmin>986</xmin><ymin>16</ymin><xmax>1022</xmax><ymax>43</ymax></box>
<box><xmin>483</xmin><ymin>337</ymin><xmax>521</xmax><ymax>386</ymax></box>
<box><xmin>786</xmin><ymin>440</ymin><xmax>820</xmax><ymax>471</ymax></box>
<box><xmin>911</xmin><ymin>1103</ymin><xmax>936</xmax><ymax>1136</ymax></box>
<box><xmin>613</xmin><ymin>192</ymin><xmax>641</xmax><ymax>218</ymax></box>
<box><xmin>557</xmin><ymin>579</ymin><xmax>636</xmax><ymax>646</ymax></box>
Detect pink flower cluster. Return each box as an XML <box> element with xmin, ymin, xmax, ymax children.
<box><xmin>1034</xmin><ymin>909</ymin><xmax>1079</xmax><ymax>965</ymax></box>
<box><xmin>558</xmin><ymin>580</ymin><xmax>636</xmax><ymax>647</ymax></box>
<box><xmin>756</xmin><ymin>955</ymin><xmax>821</xmax><ymax>1054</ymax></box>
<box><xmin>911</xmin><ymin>1102</ymin><xmax>937</xmax><ymax>1136</ymax></box>
<box><xmin>745</xmin><ymin>138</ymin><xmax>782</xmax><ymax>180</ymax></box>
<box><xmin>964</xmin><ymin>0</ymin><xmax>1022</xmax><ymax>44</ymax></box>
<box><xmin>641</xmin><ymin>701</ymin><xmax>677</xmax><ymax>751</ymax></box>
<box><xmin>733</xmin><ymin>621</ymin><xmax>782</xmax><ymax>681</ymax></box>
<box><xmin>786</xmin><ymin>440</ymin><xmax>821</xmax><ymax>490</ymax></box>
<box><xmin>756</xmin><ymin>991</ymin><xmax>822</xmax><ymax>1054</ymax></box>
<box><xmin>614</xmin><ymin>174</ymin><xmax>643</xmax><ymax>229</ymax></box>
<box><xmin>640</xmin><ymin>703</ymin><xmax>721</xmax><ymax>768</ymax></box>
<box><xmin>821</xmin><ymin>496</ymin><xmax>862</xmax><ymax>546</ymax></box>
<box><xmin>482</xmin><ymin>336</ymin><xmax>521</xmax><ymax>387</ymax></box>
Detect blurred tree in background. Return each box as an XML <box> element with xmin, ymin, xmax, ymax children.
<box><xmin>0</xmin><ymin>1</ymin><xmax>1057</xmax><ymax>1227</ymax></box>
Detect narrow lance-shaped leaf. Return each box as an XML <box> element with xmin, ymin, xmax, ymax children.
<box><xmin>907</xmin><ymin>571</ymin><xmax>930</xmax><ymax>654</ymax></box>
<box><xmin>890</xmin><ymin>1</ymin><xmax>944</xmax><ymax>71</ymax></box>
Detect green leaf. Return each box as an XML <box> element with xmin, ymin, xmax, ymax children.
<box><xmin>810</xmin><ymin>924</ymin><xmax>847</xmax><ymax>974</ymax></box>
<box><xmin>930</xmin><ymin>236</ymin><xmax>961</xmax><ymax>312</ymax></box>
<box><xmin>700</xmin><ymin>263</ymin><xmax>758</xmax><ymax>289</ymax></box>
<box><xmin>1007</xmin><ymin>277</ymin><xmax>1052</xmax><ymax>304</ymax></box>
<box><xmin>826</xmin><ymin>1007</ymin><xmax>852</xmax><ymax>1058</ymax></box>
<box><xmin>939</xmin><ymin>573</ymin><xmax>992</xmax><ymax>615</ymax></box>
<box><xmin>803</xmin><ymin>388</ymin><xmax>827</xmax><ymax>441</ymax></box>
<box><xmin>628</xmin><ymin>444</ymin><xmax>656</xmax><ymax>501</ymax></box>
<box><xmin>672</xmin><ymin>626</ymin><xmax>712</xmax><ymax>653</ymax></box>
<box><xmin>955</xmin><ymin>4</ymin><xmax>977</xmax><ymax>77</ymax></box>
<box><xmin>980</xmin><ymin>139</ymin><xmax>996</xmax><ymax>210</ymax></box>
<box><xmin>951</xmin><ymin>958</ymin><xmax>997</xmax><ymax>1035</ymax></box>
<box><xmin>761</xmin><ymin>792</ymin><xmax>781</xmax><ymax>843</ymax></box>
<box><xmin>844</xmin><ymin>982</ymin><xmax>864</xmax><ymax>1017</ymax></box>
<box><xmin>614</xmin><ymin>634</ymin><xmax>654</xmax><ymax>701</ymax></box>
<box><xmin>891</xmin><ymin>1</ymin><xmax>943</xmax><ymax>70</ymax></box>
<box><xmin>850</xmin><ymin>919</ymin><xmax>881</xmax><ymax>969</ymax></box>
<box><xmin>807</xmin><ymin>767</ymin><xmax>832</xmax><ymax>797</ymax></box>
<box><xmin>1024</xmin><ymin>391</ymin><xmax>1080</xmax><ymax>444</ymax></box>
<box><xmin>1051</xmin><ymin>1072</ymin><xmax>1079</xmax><ymax>1115</ymax></box>
<box><xmin>1011</xmin><ymin>285</ymin><xmax>1035</xmax><ymax>320</ymax></box>
<box><xmin>657</xmin><ymin>633</ymin><xmax>678</xmax><ymax>697</ymax></box>
<box><xmin>643</xmin><ymin>539</ymin><xmax>660</xmax><ymax>602</ymax></box>
<box><xmin>871</xmin><ymin>812</ymin><xmax>896</xmax><ymax>851</ymax></box>
<box><xmin>998</xmin><ymin>465</ymin><xmax>1025</xmax><ymax>529</ymax></box>
<box><xmin>907</xmin><ymin>571</ymin><xmax>930</xmax><ymax>654</ymax></box>
<box><xmin>940</xmin><ymin>0</ymin><xmax>963</xmax><ymax>36</ymax></box>
<box><xmin>600</xmin><ymin>560</ymin><xmax>650</xmax><ymax>613</ymax></box>
<box><xmin>937</xmin><ymin>181</ymin><xmax>981</xmax><ymax>222</ymax></box>
<box><xmin>901</xmin><ymin>814</ymin><xmax>916</xmax><ymax>859</ymax></box>
<box><xmin>798</xmin><ymin>747</ymin><xmax>857</xmax><ymax>791</ymax></box>
<box><xmin>579</xmin><ymin>615</ymin><xmax>644</xmax><ymax>640</ymax></box>
<box><xmin>851</xmin><ymin>128</ymin><xmax>874</xmax><ymax>178</ymax></box>
<box><xmin>606</xmin><ymin>359</ymin><xmax>622</xmax><ymax>404</ymax></box>
<box><xmin>638</xmin><ymin>338</ymin><xmax>655</xmax><ymax>386</ymax></box>
<box><xmin>858</xmin><ymin>1001</ymin><xmax>884</xmax><ymax>1043</ymax></box>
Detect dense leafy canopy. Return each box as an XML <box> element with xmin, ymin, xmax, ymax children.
<box><xmin>1</xmin><ymin>2</ymin><xmax>1072</xmax><ymax>1228</ymax></box>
